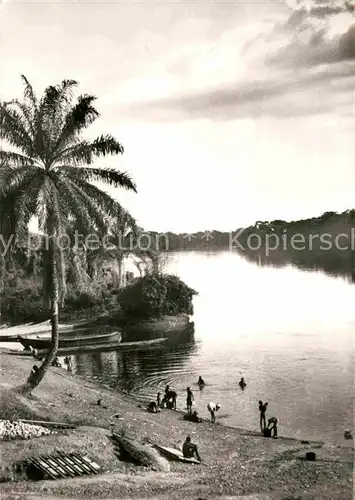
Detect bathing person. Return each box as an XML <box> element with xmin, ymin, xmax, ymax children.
<box><xmin>239</xmin><ymin>377</ymin><xmax>246</xmax><ymax>389</ymax></box>
<box><xmin>162</xmin><ymin>389</ymin><xmax>177</xmax><ymax>410</ymax></box>
<box><xmin>147</xmin><ymin>401</ymin><xmax>160</xmax><ymax>413</ymax></box>
<box><xmin>207</xmin><ymin>402</ymin><xmax>220</xmax><ymax>423</ymax></box>
<box><xmin>259</xmin><ymin>401</ymin><xmax>268</xmax><ymax>431</ymax></box>
<box><xmin>182</xmin><ymin>436</ymin><xmax>201</xmax><ymax>461</ymax></box>
<box><xmin>197</xmin><ymin>376</ymin><xmax>205</xmax><ymax>387</ymax></box>
<box><xmin>157</xmin><ymin>392</ymin><xmax>161</xmax><ymax>408</ymax></box>
<box><xmin>186</xmin><ymin>387</ymin><xmax>194</xmax><ymax>414</ymax></box>
<box><xmin>344</xmin><ymin>429</ymin><xmax>353</xmax><ymax>440</ymax></box>
<box><xmin>64</xmin><ymin>356</ymin><xmax>72</xmax><ymax>372</ymax></box>
<box><xmin>267</xmin><ymin>416</ymin><xmax>278</xmax><ymax>438</ymax></box>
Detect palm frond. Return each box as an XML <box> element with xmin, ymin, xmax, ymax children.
<box><xmin>57</xmin><ymin>173</ymin><xmax>136</xmax><ymax>218</ymax></box>
<box><xmin>6</xmin><ymin>100</ymin><xmax>36</xmax><ymax>140</ymax></box>
<box><xmin>59</xmin><ymin>165</ymin><xmax>136</xmax><ymax>192</ymax></box>
<box><xmin>49</xmin><ymin>172</ymin><xmax>95</xmax><ymax>233</ymax></box>
<box><xmin>57</xmin><ymin>176</ymin><xmax>109</xmax><ymax>233</ymax></box>
<box><xmin>0</xmin><ymin>151</ymin><xmax>38</xmax><ymax>168</ymax></box>
<box><xmin>0</xmin><ymin>165</ymin><xmax>41</xmax><ymax>198</ymax></box>
<box><xmin>0</xmin><ymin>103</ymin><xmax>34</xmax><ymax>155</ymax></box>
<box><xmin>53</xmin><ymin>94</ymin><xmax>99</xmax><ymax>152</ymax></box>
<box><xmin>39</xmin><ymin>79</ymin><xmax>79</xmax><ymax>149</ymax></box>
<box><xmin>21</xmin><ymin>75</ymin><xmax>38</xmax><ymax>109</ymax></box>
<box><xmin>54</xmin><ymin>134</ymin><xmax>124</xmax><ymax>165</ymax></box>
<box><xmin>12</xmin><ymin>171</ymin><xmax>45</xmax><ymax>236</ymax></box>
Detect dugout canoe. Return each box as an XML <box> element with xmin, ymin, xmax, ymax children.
<box><xmin>18</xmin><ymin>330</ymin><xmax>122</xmax><ymax>350</ymax></box>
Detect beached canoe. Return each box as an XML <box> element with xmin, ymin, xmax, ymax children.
<box><xmin>0</xmin><ymin>321</ymin><xmax>90</xmax><ymax>342</ymax></box>
<box><xmin>33</xmin><ymin>337</ymin><xmax>168</xmax><ymax>356</ymax></box>
<box><xmin>18</xmin><ymin>330</ymin><xmax>122</xmax><ymax>350</ymax></box>
<box><xmin>153</xmin><ymin>444</ymin><xmax>201</xmax><ymax>464</ymax></box>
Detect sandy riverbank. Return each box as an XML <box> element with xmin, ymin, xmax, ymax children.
<box><xmin>0</xmin><ymin>351</ymin><xmax>353</xmax><ymax>500</ymax></box>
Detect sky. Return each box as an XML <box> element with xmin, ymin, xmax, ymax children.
<box><xmin>1</xmin><ymin>0</ymin><xmax>354</xmax><ymax>232</ymax></box>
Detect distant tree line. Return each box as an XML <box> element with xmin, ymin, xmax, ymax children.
<box><xmin>146</xmin><ymin>210</ymin><xmax>355</xmax><ymax>282</ymax></box>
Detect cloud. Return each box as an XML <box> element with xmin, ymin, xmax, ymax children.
<box><xmin>118</xmin><ymin>60</ymin><xmax>354</xmax><ymax>122</ymax></box>
<box><xmin>263</xmin><ymin>0</ymin><xmax>355</xmax><ymax>68</ymax></box>
<box><xmin>111</xmin><ymin>1</ymin><xmax>355</xmax><ymax>123</ymax></box>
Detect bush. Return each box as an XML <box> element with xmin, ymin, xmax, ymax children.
<box><xmin>0</xmin><ymin>272</ymin><xmax>118</xmax><ymax>324</ymax></box>
<box><xmin>1</xmin><ymin>275</ymin><xmax>48</xmax><ymax>323</ymax></box>
<box><xmin>118</xmin><ymin>274</ymin><xmax>197</xmax><ymax>319</ymax></box>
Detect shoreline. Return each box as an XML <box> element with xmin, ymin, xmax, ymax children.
<box><xmin>0</xmin><ymin>350</ymin><xmax>353</xmax><ymax>499</ymax></box>
<box><xmin>0</xmin><ymin>345</ymin><xmax>330</xmax><ymax>444</ymax></box>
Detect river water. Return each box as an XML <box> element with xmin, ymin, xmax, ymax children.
<box><xmin>70</xmin><ymin>251</ymin><xmax>354</xmax><ymax>444</ymax></box>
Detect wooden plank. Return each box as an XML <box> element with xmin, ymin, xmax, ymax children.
<box><xmin>58</xmin><ymin>454</ymin><xmax>84</xmax><ymax>475</ymax></box>
<box><xmin>28</xmin><ymin>457</ymin><xmax>58</xmax><ymax>479</ymax></box>
<box><xmin>46</xmin><ymin>457</ymin><xmax>67</xmax><ymax>478</ymax></box>
<box><xmin>24</xmin><ymin>453</ymin><xmax>101</xmax><ymax>480</ymax></box>
<box><xmin>69</xmin><ymin>454</ymin><xmax>91</xmax><ymax>474</ymax></box>
<box><xmin>73</xmin><ymin>453</ymin><xmax>101</xmax><ymax>473</ymax></box>
<box><xmin>57</xmin><ymin>452</ymin><xmax>94</xmax><ymax>476</ymax></box>
<box><xmin>53</xmin><ymin>456</ymin><xmax>76</xmax><ymax>477</ymax></box>
<box><xmin>20</xmin><ymin>419</ymin><xmax>76</xmax><ymax>429</ymax></box>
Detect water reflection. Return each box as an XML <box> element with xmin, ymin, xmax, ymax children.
<box><xmin>72</xmin><ymin>325</ymin><xmax>198</xmax><ymax>396</ymax></box>
<box><xmin>239</xmin><ymin>248</ymin><xmax>354</xmax><ymax>283</ymax></box>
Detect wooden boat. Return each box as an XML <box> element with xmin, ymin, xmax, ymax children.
<box><xmin>18</xmin><ymin>330</ymin><xmax>121</xmax><ymax>350</ymax></box>
<box><xmin>153</xmin><ymin>444</ymin><xmax>200</xmax><ymax>464</ymax></box>
<box><xmin>0</xmin><ymin>321</ymin><xmax>90</xmax><ymax>343</ymax></box>
<box><xmin>35</xmin><ymin>337</ymin><xmax>168</xmax><ymax>356</ymax></box>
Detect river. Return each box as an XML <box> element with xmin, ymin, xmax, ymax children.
<box><xmin>70</xmin><ymin>251</ymin><xmax>355</xmax><ymax>444</ymax></box>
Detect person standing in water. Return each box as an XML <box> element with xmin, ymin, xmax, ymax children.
<box><xmin>259</xmin><ymin>401</ymin><xmax>268</xmax><ymax>432</ymax></box>
<box><xmin>197</xmin><ymin>376</ymin><xmax>205</xmax><ymax>387</ymax></box>
<box><xmin>239</xmin><ymin>377</ymin><xmax>246</xmax><ymax>390</ymax></box>
<box><xmin>186</xmin><ymin>387</ymin><xmax>194</xmax><ymax>414</ymax></box>
<box><xmin>64</xmin><ymin>356</ymin><xmax>72</xmax><ymax>373</ymax></box>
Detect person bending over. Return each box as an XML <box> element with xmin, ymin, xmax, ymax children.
<box><xmin>162</xmin><ymin>390</ymin><xmax>177</xmax><ymax>410</ymax></box>
<box><xmin>267</xmin><ymin>416</ymin><xmax>278</xmax><ymax>438</ymax></box>
<box><xmin>207</xmin><ymin>402</ymin><xmax>220</xmax><ymax>423</ymax></box>
<box><xmin>147</xmin><ymin>401</ymin><xmax>160</xmax><ymax>413</ymax></box>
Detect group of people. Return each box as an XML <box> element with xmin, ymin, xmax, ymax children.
<box><xmin>146</xmin><ymin>377</ymin><xmax>279</xmax><ymax>461</ymax></box>
<box><xmin>259</xmin><ymin>400</ymin><xmax>278</xmax><ymax>438</ymax></box>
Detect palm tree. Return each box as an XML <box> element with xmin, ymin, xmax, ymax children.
<box><xmin>0</xmin><ymin>76</ymin><xmax>136</xmax><ymax>393</ymax></box>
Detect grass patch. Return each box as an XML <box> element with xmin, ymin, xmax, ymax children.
<box><xmin>0</xmin><ymin>387</ymin><xmax>44</xmax><ymax>421</ymax></box>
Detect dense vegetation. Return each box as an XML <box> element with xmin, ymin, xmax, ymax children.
<box><xmin>118</xmin><ymin>274</ymin><xmax>197</xmax><ymax>319</ymax></box>
<box><xmin>1</xmin><ymin>268</ymin><xmax>118</xmax><ymax>324</ymax></box>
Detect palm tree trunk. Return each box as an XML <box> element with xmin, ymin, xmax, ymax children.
<box><xmin>117</xmin><ymin>256</ymin><xmax>123</xmax><ymax>288</ymax></box>
<box><xmin>16</xmin><ymin>229</ymin><xmax>59</xmax><ymax>395</ymax></box>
